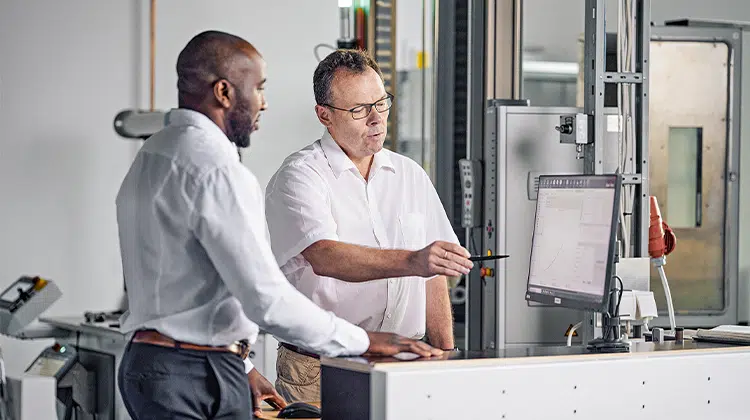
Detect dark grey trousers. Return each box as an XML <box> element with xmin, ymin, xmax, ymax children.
<box><xmin>118</xmin><ymin>341</ymin><xmax>254</xmax><ymax>419</ymax></box>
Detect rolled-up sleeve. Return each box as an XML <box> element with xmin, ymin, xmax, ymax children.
<box><xmin>190</xmin><ymin>164</ymin><xmax>369</xmax><ymax>357</ymax></box>
<box><xmin>243</xmin><ymin>358</ymin><xmax>254</xmax><ymax>374</ymax></box>
<box><xmin>265</xmin><ymin>163</ymin><xmax>339</xmax><ymax>267</ymax></box>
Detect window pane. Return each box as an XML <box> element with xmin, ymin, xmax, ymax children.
<box><xmin>667</xmin><ymin>127</ymin><xmax>702</xmax><ymax>228</ymax></box>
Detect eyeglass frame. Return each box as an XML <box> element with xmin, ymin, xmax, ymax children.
<box><xmin>319</xmin><ymin>92</ymin><xmax>394</xmax><ymax>120</ymax></box>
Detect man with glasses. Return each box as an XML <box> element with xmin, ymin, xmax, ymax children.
<box><xmin>265</xmin><ymin>49</ymin><xmax>473</xmax><ymax>402</ymax></box>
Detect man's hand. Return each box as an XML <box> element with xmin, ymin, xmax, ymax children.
<box><xmin>365</xmin><ymin>332</ymin><xmax>444</xmax><ymax>358</ymax></box>
<box><xmin>409</xmin><ymin>241</ymin><xmax>473</xmax><ymax>278</ymax></box>
<box><xmin>247</xmin><ymin>368</ymin><xmax>287</xmax><ymax>417</ymax></box>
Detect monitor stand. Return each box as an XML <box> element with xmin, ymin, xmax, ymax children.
<box><xmin>587</xmin><ymin>337</ymin><xmax>631</xmax><ymax>353</ymax></box>
<box><xmin>586</xmin><ymin>313</ymin><xmax>631</xmax><ymax>353</ymax></box>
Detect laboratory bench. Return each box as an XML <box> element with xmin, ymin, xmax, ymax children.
<box><xmin>319</xmin><ymin>340</ymin><xmax>750</xmax><ymax>420</ymax></box>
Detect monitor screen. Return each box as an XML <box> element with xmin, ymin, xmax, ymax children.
<box><xmin>525</xmin><ymin>174</ymin><xmax>620</xmax><ymax>312</ymax></box>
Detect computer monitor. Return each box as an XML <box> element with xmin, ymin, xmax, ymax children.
<box><xmin>525</xmin><ymin>174</ymin><xmax>621</xmax><ymax>313</ymax></box>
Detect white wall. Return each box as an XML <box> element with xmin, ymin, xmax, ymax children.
<box><xmin>152</xmin><ymin>0</ymin><xmax>339</xmax><ymax>189</ymax></box>
<box><xmin>0</xmin><ymin>0</ymin><xmax>140</xmax><ymax>375</ymax></box>
<box><xmin>0</xmin><ymin>0</ymin><xmax>338</xmax><ymax>375</ymax></box>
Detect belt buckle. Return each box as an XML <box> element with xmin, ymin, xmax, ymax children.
<box><xmin>238</xmin><ymin>340</ymin><xmax>251</xmax><ymax>359</ymax></box>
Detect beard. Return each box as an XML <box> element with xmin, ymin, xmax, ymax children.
<box><xmin>225</xmin><ymin>95</ymin><xmax>255</xmax><ymax>148</ymax></box>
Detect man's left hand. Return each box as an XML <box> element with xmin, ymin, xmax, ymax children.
<box><xmin>247</xmin><ymin>368</ymin><xmax>287</xmax><ymax>416</ymax></box>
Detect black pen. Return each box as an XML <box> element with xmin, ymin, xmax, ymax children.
<box><xmin>469</xmin><ymin>254</ymin><xmax>510</xmax><ymax>262</ymax></box>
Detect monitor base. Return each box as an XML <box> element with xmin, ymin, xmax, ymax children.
<box><xmin>586</xmin><ymin>338</ymin><xmax>631</xmax><ymax>353</ymax></box>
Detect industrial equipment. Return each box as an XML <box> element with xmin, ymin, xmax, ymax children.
<box><xmin>0</xmin><ymin>276</ymin><xmax>98</xmax><ymax>419</ymax></box>
<box><xmin>435</xmin><ymin>0</ymin><xmax>748</xmax><ymax>352</ymax></box>
<box><xmin>0</xmin><ymin>276</ymin><xmax>61</xmax><ymax>337</ymax></box>
<box><xmin>0</xmin><ymin>275</ymin><xmax>280</xmax><ymax>420</ymax></box>
<box><xmin>113</xmin><ymin>109</ymin><xmax>167</xmax><ymax>140</ymax></box>
<box><xmin>25</xmin><ymin>343</ymin><xmax>97</xmax><ymax>420</ymax></box>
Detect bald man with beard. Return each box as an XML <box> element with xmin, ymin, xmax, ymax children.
<box><xmin>115</xmin><ymin>31</ymin><xmax>441</xmax><ymax>419</ymax></box>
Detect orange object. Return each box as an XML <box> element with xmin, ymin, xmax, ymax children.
<box><xmin>355</xmin><ymin>8</ymin><xmax>366</xmax><ymax>49</ymax></box>
<box><xmin>649</xmin><ymin>196</ymin><xmax>677</xmax><ymax>258</ymax></box>
<box><xmin>663</xmin><ymin>221</ymin><xmax>676</xmax><ymax>255</ymax></box>
<box><xmin>33</xmin><ymin>276</ymin><xmax>48</xmax><ymax>291</ymax></box>
<box><xmin>480</xmin><ymin>267</ymin><xmax>494</xmax><ymax>278</ymax></box>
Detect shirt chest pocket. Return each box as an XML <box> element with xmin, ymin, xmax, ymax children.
<box><xmin>398</xmin><ymin>212</ymin><xmax>426</xmax><ymax>250</ymax></box>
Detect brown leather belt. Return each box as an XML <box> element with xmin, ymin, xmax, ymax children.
<box><xmin>132</xmin><ymin>330</ymin><xmax>251</xmax><ymax>359</ymax></box>
<box><xmin>281</xmin><ymin>342</ymin><xmax>320</xmax><ymax>360</ymax></box>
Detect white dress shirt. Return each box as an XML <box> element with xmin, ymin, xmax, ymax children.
<box><xmin>116</xmin><ymin>110</ymin><xmax>369</xmax><ymax>373</ymax></box>
<box><xmin>265</xmin><ymin>129</ymin><xmax>458</xmax><ymax>340</ymax></box>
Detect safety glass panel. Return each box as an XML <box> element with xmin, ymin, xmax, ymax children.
<box><xmin>667</xmin><ymin>127</ymin><xmax>702</xmax><ymax>228</ymax></box>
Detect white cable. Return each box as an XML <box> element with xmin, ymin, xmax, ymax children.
<box><xmin>567</xmin><ymin>321</ymin><xmax>582</xmax><ymax>347</ymax></box>
<box><xmin>656</xmin><ymin>263</ymin><xmax>677</xmax><ymax>333</ymax></box>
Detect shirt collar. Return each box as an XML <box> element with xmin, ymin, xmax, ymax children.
<box><xmin>319</xmin><ymin>129</ymin><xmax>395</xmax><ymax>178</ymax></box>
<box><xmin>166</xmin><ymin>108</ymin><xmax>239</xmax><ymax>162</ymax></box>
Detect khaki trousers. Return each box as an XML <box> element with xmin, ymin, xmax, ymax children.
<box><xmin>274</xmin><ymin>345</ymin><xmax>321</xmax><ymax>403</ymax></box>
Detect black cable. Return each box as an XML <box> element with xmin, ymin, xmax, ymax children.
<box><xmin>614</xmin><ymin>275</ymin><xmax>624</xmax><ymax>317</ymax></box>
<box><xmin>314</xmin><ymin>43</ymin><xmax>336</xmax><ymax>62</ymax></box>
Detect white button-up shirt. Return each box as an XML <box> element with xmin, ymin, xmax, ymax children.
<box><xmin>265</xmin><ymin>129</ymin><xmax>458</xmax><ymax>339</ymax></box>
<box><xmin>116</xmin><ymin>110</ymin><xmax>369</xmax><ymax>373</ymax></box>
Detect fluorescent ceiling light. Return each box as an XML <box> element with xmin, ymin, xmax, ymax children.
<box><xmin>524</xmin><ymin>61</ymin><xmax>579</xmax><ymax>76</ymax></box>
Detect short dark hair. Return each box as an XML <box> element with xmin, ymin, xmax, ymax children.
<box><xmin>176</xmin><ymin>30</ymin><xmax>256</xmax><ymax>106</ymax></box>
<box><xmin>313</xmin><ymin>49</ymin><xmax>383</xmax><ymax>105</ymax></box>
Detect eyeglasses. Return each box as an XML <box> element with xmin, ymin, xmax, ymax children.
<box><xmin>321</xmin><ymin>93</ymin><xmax>394</xmax><ymax>120</ymax></box>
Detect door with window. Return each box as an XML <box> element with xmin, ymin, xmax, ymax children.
<box><xmin>649</xmin><ymin>36</ymin><xmax>739</xmax><ymax>327</ymax></box>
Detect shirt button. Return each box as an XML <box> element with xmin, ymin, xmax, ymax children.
<box><xmin>387</xmin><ymin>314</ymin><xmax>392</xmax><ymax>319</ymax></box>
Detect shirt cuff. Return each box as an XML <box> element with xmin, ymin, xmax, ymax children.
<box><xmin>331</xmin><ymin>317</ymin><xmax>370</xmax><ymax>357</ymax></box>
<box><xmin>243</xmin><ymin>357</ymin><xmax>254</xmax><ymax>374</ymax></box>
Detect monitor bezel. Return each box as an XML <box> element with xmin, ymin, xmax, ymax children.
<box><xmin>524</xmin><ymin>174</ymin><xmax>622</xmax><ymax>313</ymax></box>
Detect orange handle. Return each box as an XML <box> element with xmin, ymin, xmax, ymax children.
<box><xmin>648</xmin><ymin>196</ymin><xmax>677</xmax><ymax>258</ymax></box>
<box><xmin>649</xmin><ymin>196</ymin><xmax>666</xmax><ymax>258</ymax></box>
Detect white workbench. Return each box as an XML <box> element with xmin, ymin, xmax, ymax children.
<box><xmin>321</xmin><ymin>340</ymin><xmax>750</xmax><ymax>420</ymax></box>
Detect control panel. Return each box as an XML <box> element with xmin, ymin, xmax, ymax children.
<box><xmin>459</xmin><ymin>159</ymin><xmax>482</xmax><ymax>228</ymax></box>
<box><xmin>25</xmin><ymin>343</ymin><xmax>77</xmax><ymax>380</ymax></box>
<box><xmin>0</xmin><ymin>276</ymin><xmax>61</xmax><ymax>336</ymax></box>
<box><xmin>555</xmin><ymin>113</ymin><xmax>591</xmax><ymax>145</ymax></box>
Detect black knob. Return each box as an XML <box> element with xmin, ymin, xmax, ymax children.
<box><xmin>555</xmin><ymin>124</ymin><xmax>574</xmax><ymax>135</ymax></box>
